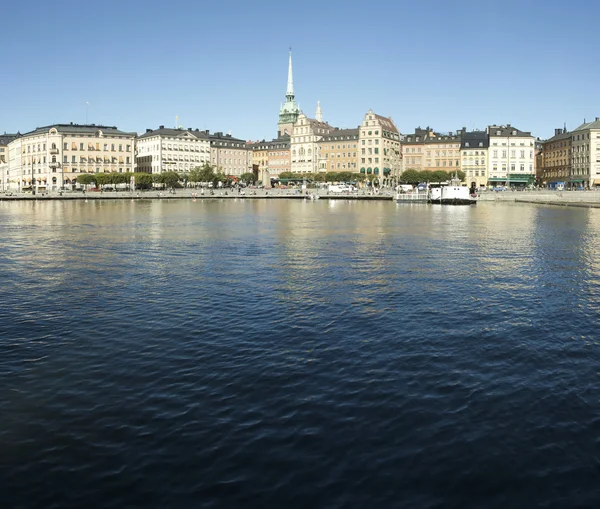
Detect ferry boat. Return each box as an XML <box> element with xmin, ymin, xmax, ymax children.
<box><xmin>430</xmin><ymin>177</ymin><xmax>477</xmax><ymax>205</ymax></box>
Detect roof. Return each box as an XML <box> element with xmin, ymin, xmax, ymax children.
<box><xmin>0</xmin><ymin>133</ymin><xmax>18</xmax><ymax>146</ymax></box>
<box><xmin>543</xmin><ymin>130</ymin><xmax>571</xmax><ymax>144</ymax></box>
<box><xmin>138</xmin><ymin>127</ymin><xmax>209</xmax><ymax>140</ymax></box>
<box><xmin>250</xmin><ymin>135</ymin><xmax>291</xmax><ymax>150</ymax></box>
<box><xmin>22</xmin><ymin>123</ymin><xmax>136</xmax><ymax>137</ymax></box>
<box><xmin>373</xmin><ymin>114</ymin><xmax>398</xmax><ymax>133</ymax></box>
<box><xmin>572</xmin><ymin>118</ymin><xmax>600</xmax><ymax>131</ymax></box>
<box><xmin>319</xmin><ymin>128</ymin><xmax>359</xmax><ymax>142</ymax></box>
<box><xmin>403</xmin><ymin>127</ymin><xmax>463</xmax><ymax>144</ymax></box>
<box><xmin>461</xmin><ymin>131</ymin><xmax>489</xmax><ymax>149</ymax></box>
<box><xmin>210</xmin><ymin>132</ymin><xmax>249</xmax><ymax>149</ymax></box>
<box><xmin>488</xmin><ymin>125</ymin><xmax>532</xmax><ymax>137</ymax></box>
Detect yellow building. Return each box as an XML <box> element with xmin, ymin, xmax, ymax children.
<box><xmin>422</xmin><ymin>129</ymin><xmax>463</xmax><ymax>173</ymax></box>
<box><xmin>401</xmin><ymin>129</ymin><xmax>427</xmax><ymax>171</ymax></box>
<box><xmin>317</xmin><ymin>128</ymin><xmax>359</xmax><ymax>173</ymax></box>
<box><xmin>358</xmin><ymin>109</ymin><xmax>402</xmax><ymax>182</ymax></box>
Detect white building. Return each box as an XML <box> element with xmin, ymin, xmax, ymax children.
<box><xmin>7</xmin><ymin>124</ymin><xmax>135</xmax><ymax>192</ymax></box>
<box><xmin>291</xmin><ymin>109</ymin><xmax>334</xmax><ymax>174</ymax></box>
<box><xmin>136</xmin><ymin>126</ymin><xmax>211</xmax><ymax>174</ymax></box>
<box><xmin>486</xmin><ymin>124</ymin><xmax>535</xmax><ymax>188</ymax></box>
<box><xmin>570</xmin><ymin>118</ymin><xmax>600</xmax><ymax>188</ymax></box>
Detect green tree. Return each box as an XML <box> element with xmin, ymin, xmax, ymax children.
<box><xmin>77</xmin><ymin>174</ymin><xmax>94</xmax><ymax>186</ymax></box>
<box><xmin>431</xmin><ymin>170</ymin><xmax>450</xmax><ymax>183</ymax></box>
<box><xmin>197</xmin><ymin>163</ymin><xmax>215</xmax><ymax>183</ymax></box>
<box><xmin>456</xmin><ymin>170</ymin><xmax>466</xmax><ymax>181</ymax></box>
<box><xmin>110</xmin><ymin>173</ymin><xmax>129</xmax><ymax>185</ymax></box>
<box><xmin>400</xmin><ymin>169</ymin><xmax>422</xmax><ymax>185</ymax></box>
<box><xmin>94</xmin><ymin>173</ymin><xmax>110</xmax><ymax>186</ymax></box>
<box><xmin>239</xmin><ymin>172</ymin><xmax>255</xmax><ymax>184</ymax></box>
<box><xmin>134</xmin><ymin>173</ymin><xmax>153</xmax><ymax>189</ymax></box>
<box><xmin>279</xmin><ymin>171</ymin><xmax>295</xmax><ymax>179</ymax></box>
<box><xmin>161</xmin><ymin>171</ymin><xmax>180</xmax><ymax>189</ymax></box>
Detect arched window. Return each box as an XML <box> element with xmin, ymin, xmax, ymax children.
<box><xmin>51</xmin><ymin>143</ymin><xmax>56</xmax><ymax>150</ymax></box>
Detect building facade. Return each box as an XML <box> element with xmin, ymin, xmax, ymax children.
<box><xmin>421</xmin><ymin>129</ymin><xmax>462</xmax><ymax>173</ymax></box>
<box><xmin>358</xmin><ymin>109</ymin><xmax>402</xmax><ymax>181</ymax></box>
<box><xmin>7</xmin><ymin>124</ymin><xmax>135</xmax><ymax>192</ymax></box>
<box><xmin>487</xmin><ymin>124</ymin><xmax>535</xmax><ymax>187</ymax></box>
<box><xmin>541</xmin><ymin>128</ymin><xmax>571</xmax><ymax>188</ymax></box>
<box><xmin>250</xmin><ymin>136</ymin><xmax>290</xmax><ymax>179</ymax></box>
<box><xmin>317</xmin><ymin>128</ymin><xmax>359</xmax><ymax>173</ymax></box>
<box><xmin>290</xmin><ymin>112</ymin><xmax>334</xmax><ymax>174</ymax></box>
<box><xmin>278</xmin><ymin>51</ymin><xmax>301</xmax><ymax>138</ymax></box>
<box><xmin>0</xmin><ymin>133</ymin><xmax>18</xmax><ymax>191</ymax></box>
<box><xmin>570</xmin><ymin>118</ymin><xmax>600</xmax><ymax>188</ymax></box>
<box><xmin>401</xmin><ymin>128</ymin><xmax>427</xmax><ymax>171</ymax></box>
<box><xmin>136</xmin><ymin>126</ymin><xmax>211</xmax><ymax>174</ymax></box>
<box><xmin>210</xmin><ymin>132</ymin><xmax>252</xmax><ymax>177</ymax></box>
<box><xmin>461</xmin><ymin>130</ymin><xmax>489</xmax><ymax>188</ymax></box>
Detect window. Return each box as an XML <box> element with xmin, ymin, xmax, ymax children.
<box><xmin>63</xmin><ymin>156</ymin><xmax>67</xmax><ymax>163</ymax></box>
<box><xmin>72</xmin><ymin>156</ymin><xmax>76</xmax><ymax>163</ymax></box>
<box><xmin>63</xmin><ymin>143</ymin><xmax>68</xmax><ymax>150</ymax></box>
<box><xmin>80</xmin><ymin>143</ymin><xmax>84</xmax><ymax>150</ymax></box>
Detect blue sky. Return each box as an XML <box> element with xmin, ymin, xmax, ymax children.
<box><xmin>1</xmin><ymin>0</ymin><xmax>597</xmax><ymax>141</ymax></box>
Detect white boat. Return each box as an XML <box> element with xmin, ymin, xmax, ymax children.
<box><xmin>430</xmin><ymin>177</ymin><xmax>477</xmax><ymax>205</ymax></box>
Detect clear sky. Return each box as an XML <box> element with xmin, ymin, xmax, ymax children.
<box><xmin>1</xmin><ymin>0</ymin><xmax>597</xmax><ymax>141</ymax></box>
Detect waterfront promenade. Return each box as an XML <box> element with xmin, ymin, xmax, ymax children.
<box><xmin>2</xmin><ymin>188</ymin><xmax>600</xmax><ymax>207</ymax></box>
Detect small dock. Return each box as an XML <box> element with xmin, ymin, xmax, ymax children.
<box><xmin>395</xmin><ymin>192</ymin><xmax>429</xmax><ymax>203</ymax></box>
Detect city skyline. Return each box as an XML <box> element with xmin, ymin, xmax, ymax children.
<box><xmin>2</xmin><ymin>0</ymin><xmax>598</xmax><ymax>141</ymax></box>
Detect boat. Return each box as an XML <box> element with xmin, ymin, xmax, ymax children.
<box><xmin>429</xmin><ymin>176</ymin><xmax>477</xmax><ymax>205</ymax></box>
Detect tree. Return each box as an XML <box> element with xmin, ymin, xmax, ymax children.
<box><xmin>77</xmin><ymin>174</ymin><xmax>94</xmax><ymax>186</ymax></box>
<box><xmin>110</xmin><ymin>173</ymin><xmax>129</xmax><ymax>185</ymax></box>
<box><xmin>161</xmin><ymin>171</ymin><xmax>180</xmax><ymax>189</ymax></box>
<box><xmin>239</xmin><ymin>172</ymin><xmax>255</xmax><ymax>184</ymax></box>
<box><xmin>197</xmin><ymin>163</ymin><xmax>215</xmax><ymax>183</ymax></box>
<box><xmin>400</xmin><ymin>169</ymin><xmax>422</xmax><ymax>185</ymax></box>
<box><xmin>456</xmin><ymin>170</ymin><xmax>466</xmax><ymax>181</ymax></box>
<box><xmin>431</xmin><ymin>170</ymin><xmax>450</xmax><ymax>183</ymax></box>
<box><xmin>279</xmin><ymin>171</ymin><xmax>295</xmax><ymax>179</ymax></box>
<box><xmin>134</xmin><ymin>173</ymin><xmax>153</xmax><ymax>189</ymax></box>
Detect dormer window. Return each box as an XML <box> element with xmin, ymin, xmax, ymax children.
<box><xmin>512</xmin><ymin>130</ymin><xmax>517</xmax><ymax>135</ymax></box>
<box><xmin>496</xmin><ymin>131</ymin><xmax>501</xmax><ymax>136</ymax></box>
<box><xmin>465</xmin><ymin>142</ymin><xmax>470</xmax><ymax>147</ymax></box>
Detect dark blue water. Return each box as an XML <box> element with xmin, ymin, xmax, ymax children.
<box><xmin>1</xmin><ymin>199</ymin><xmax>599</xmax><ymax>508</ymax></box>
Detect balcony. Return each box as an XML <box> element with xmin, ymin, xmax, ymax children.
<box><xmin>49</xmin><ymin>161</ymin><xmax>60</xmax><ymax>168</ymax></box>
<box><xmin>50</xmin><ymin>148</ymin><xmax>59</xmax><ymax>155</ymax></box>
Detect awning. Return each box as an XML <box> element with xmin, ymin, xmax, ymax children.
<box><xmin>360</xmin><ymin>167</ymin><xmax>365</xmax><ymax>174</ymax></box>
<box><xmin>383</xmin><ymin>168</ymin><xmax>391</xmax><ymax>175</ymax></box>
<box><xmin>367</xmin><ymin>167</ymin><xmax>372</xmax><ymax>174</ymax></box>
<box><xmin>374</xmin><ymin>167</ymin><xmax>379</xmax><ymax>175</ymax></box>
<box><xmin>570</xmin><ymin>179</ymin><xmax>584</xmax><ymax>182</ymax></box>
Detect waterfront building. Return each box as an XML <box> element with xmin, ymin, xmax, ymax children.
<box><xmin>486</xmin><ymin>124</ymin><xmax>535</xmax><ymax>188</ymax></box>
<box><xmin>278</xmin><ymin>51</ymin><xmax>301</xmax><ymax>138</ymax></box>
<box><xmin>461</xmin><ymin>130</ymin><xmax>489</xmax><ymax>188</ymax></box>
<box><xmin>570</xmin><ymin>118</ymin><xmax>600</xmax><ymax>188</ymax></box>
<box><xmin>401</xmin><ymin>128</ymin><xmax>427</xmax><ymax>171</ymax></box>
<box><xmin>209</xmin><ymin>132</ymin><xmax>252</xmax><ymax>177</ymax></box>
<box><xmin>358</xmin><ymin>110</ymin><xmax>402</xmax><ymax>182</ymax></box>
<box><xmin>540</xmin><ymin>128</ymin><xmax>571</xmax><ymax>188</ymax></box>
<box><xmin>317</xmin><ymin>128</ymin><xmax>359</xmax><ymax>173</ymax></box>
<box><xmin>290</xmin><ymin>111</ymin><xmax>334</xmax><ymax>174</ymax></box>
<box><xmin>136</xmin><ymin>126</ymin><xmax>210</xmax><ymax>174</ymax></box>
<box><xmin>0</xmin><ymin>132</ymin><xmax>18</xmax><ymax>191</ymax></box>
<box><xmin>6</xmin><ymin>123</ymin><xmax>135</xmax><ymax>192</ymax></box>
<box><xmin>250</xmin><ymin>136</ymin><xmax>290</xmax><ymax>180</ymax></box>
<box><xmin>421</xmin><ymin>129</ymin><xmax>463</xmax><ymax>174</ymax></box>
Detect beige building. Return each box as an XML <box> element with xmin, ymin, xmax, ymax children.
<box><xmin>401</xmin><ymin>129</ymin><xmax>427</xmax><ymax>171</ymax></box>
<box><xmin>421</xmin><ymin>129</ymin><xmax>462</xmax><ymax>173</ymax></box>
<box><xmin>210</xmin><ymin>132</ymin><xmax>252</xmax><ymax>177</ymax></box>
<box><xmin>250</xmin><ymin>135</ymin><xmax>290</xmax><ymax>179</ymax></box>
<box><xmin>358</xmin><ymin>109</ymin><xmax>402</xmax><ymax>182</ymax></box>
<box><xmin>461</xmin><ymin>131</ymin><xmax>489</xmax><ymax>188</ymax></box>
<box><xmin>570</xmin><ymin>118</ymin><xmax>600</xmax><ymax>188</ymax></box>
<box><xmin>317</xmin><ymin>128</ymin><xmax>359</xmax><ymax>173</ymax></box>
<box><xmin>136</xmin><ymin>126</ymin><xmax>211</xmax><ymax>174</ymax></box>
<box><xmin>7</xmin><ymin>124</ymin><xmax>135</xmax><ymax>192</ymax></box>
<box><xmin>291</xmin><ymin>112</ymin><xmax>334</xmax><ymax>174</ymax></box>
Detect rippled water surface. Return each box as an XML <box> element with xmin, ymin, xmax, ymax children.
<box><xmin>1</xmin><ymin>199</ymin><xmax>600</xmax><ymax>508</ymax></box>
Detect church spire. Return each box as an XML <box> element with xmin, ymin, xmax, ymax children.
<box><xmin>315</xmin><ymin>100</ymin><xmax>323</xmax><ymax>122</ymax></box>
<box><xmin>286</xmin><ymin>48</ymin><xmax>294</xmax><ymax>100</ymax></box>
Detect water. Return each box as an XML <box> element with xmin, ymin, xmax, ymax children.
<box><xmin>1</xmin><ymin>199</ymin><xmax>599</xmax><ymax>508</ymax></box>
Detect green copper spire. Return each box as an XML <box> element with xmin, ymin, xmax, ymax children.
<box><xmin>278</xmin><ymin>48</ymin><xmax>300</xmax><ymax>137</ymax></box>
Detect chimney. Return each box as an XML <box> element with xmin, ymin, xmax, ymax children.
<box><xmin>159</xmin><ymin>125</ymin><xmax>164</xmax><ymax>129</ymax></box>
<box><xmin>146</xmin><ymin>128</ymin><xmax>152</xmax><ymax>133</ymax></box>
<box><xmin>188</xmin><ymin>127</ymin><xmax>192</xmax><ymax>131</ymax></box>
<box><xmin>555</xmin><ymin>128</ymin><xmax>561</xmax><ymax>136</ymax></box>
<box><xmin>596</xmin><ymin>117</ymin><xmax>600</xmax><ymax>122</ymax></box>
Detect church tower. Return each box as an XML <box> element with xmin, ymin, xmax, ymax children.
<box><xmin>278</xmin><ymin>49</ymin><xmax>300</xmax><ymax>138</ymax></box>
<box><xmin>315</xmin><ymin>100</ymin><xmax>323</xmax><ymax>122</ymax></box>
